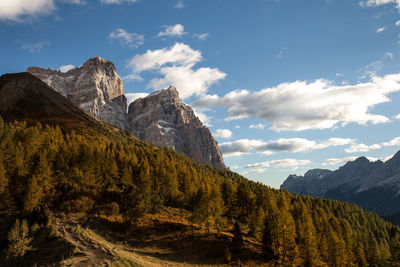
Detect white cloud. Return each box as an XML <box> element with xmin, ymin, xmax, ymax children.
<box><xmin>323</xmin><ymin>154</ymin><xmax>392</xmax><ymax>166</ymax></box>
<box><xmin>345</xmin><ymin>136</ymin><xmax>400</xmax><ymax>153</ymax></box>
<box><xmin>235</xmin><ymin>125</ymin><xmax>240</xmax><ymax>129</ymax></box>
<box><xmin>249</xmin><ymin>123</ymin><xmax>264</xmax><ymax>130</ymax></box>
<box><xmin>194</xmin><ymin>33</ymin><xmax>210</xmax><ymax>40</ymax></box>
<box><xmin>322</xmin><ymin>157</ymin><xmax>358</xmax><ymax>166</ymax></box>
<box><xmin>125</xmin><ymin>93</ymin><xmax>149</xmax><ymax>108</ymax></box>
<box><xmin>147</xmin><ymin>66</ymin><xmax>226</xmax><ymax>99</ymax></box>
<box><xmin>242</xmin><ymin>168</ymin><xmax>268</xmax><ymax>174</ymax></box>
<box><xmin>257</xmin><ymin>151</ymin><xmax>276</xmax><ymax>156</ymax></box>
<box><xmin>214</xmin><ymin>129</ymin><xmax>233</xmax><ymax>139</ymax></box>
<box><xmin>21</xmin><ymin>41</ymin><xmax>51</xmax><ymax>52</ymax></box>
<box><xmin>396</xmin><ymin>20</ymin><xmax>400</xmax><ymax>26</ymax></box>
<box><xmin>359</xmin><ymin>61</ymin><xmax>383</xmax><ymax>79</ymax></box>
<box><xmin>100</xmin><ymin>0</ymin><xmax>137</xmax><ymax>4</ymax></box>
<box><xmin>376</xmin><ymin>26</ymin><xmax>386</xmax><ymax>33</ymax></box>
<box><xmin>385</xmin><ymin>52</ymin><xmax>394</xmax><ymax>59</ymax></box>
<box><xmin>261</xmin><ymin>138</ymin><xmax>355</xmax><ymax>153</ymax></box>
<box><xmin>128</xmin><ymin>43</ymin><xmax>201</xmax><ymax>72</ymax></box>
<box><xmin>193</xmin><ymin>73</ymin><xmax>400</xmax><ymax>131</ymax></box>
<box><xmin>123</xmin><ymin>73</ymin><xmax>143</xmax><ymax>82</ymax></box>
<box><xmin>0</xmin><ymin>0</ymin><xmax>55</xmax><ymax>22</ymax></box>
<box><xmin>220</xmin><ymin>139</ymin><xmax>267</xmax><ymax>157</ymax></box>
<box><xmin>61</xmin><ymin>0</ymin><xmax>85</xmax><ymax>4</ymax></box>
<box><xmin>59</xmin><ymin>64</ymin><xmax>75</xmax><ymax>73</ymax></box>
<box><xmin>109</xmin><ymin>29</ymin><xmax>144</xmax><ymax>48</ymax></box>
<box><xmin>382</xmin><ymin>136</ymin><xmax>400</xmax><ymax>146</ymax></box>
<box><xmin>157</xmin><ymin>24</ymin><xmax>186</xmax><ymax>38</ymax></box>
<box><xmin>345</xmin><ymin>143</ymin><xmax>381</xmax><ymax>153</ymax></box>
<box><xmin>360</xmin><ymin>0</ymin><xmax>400</xmax><ymax>9</ymax></box>
<box><xmin>127</xmin><ymin>43</ymin><xmax>226</xmax><ymax>99</ymax></box>
<box><xmin>395</xmin><ymin>113</ymin><xmax>400</xmax><ymax>119</ymax></box>
<box><xmin>174</xmin><ymin>0</ymin><xmax>185</xmax><ymax>8</ymax></box>
<box><xmin>245</xmin><ymin>159</ymin><xmax>312</xmax><ymax>170</ymax></box>
<box><xmin>220</xmin><ymin>137</ymin><xmax>354</xmax><ymax>157</ymax></box>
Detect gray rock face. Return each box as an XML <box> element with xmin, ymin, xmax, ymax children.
<box><xmin>127</xmin><ymin>86</ymin><xmax>226</xmax><ymax>169</ymax></box>
<box><xmin>281</xmin><ymin>154</ymin><xmax>400</xmax><ymax>215</ymax></box>
<box><xmin>27</xmin><ymin>57</ymin><xmax>226</xmax><ymax>169</ymax></box>
<box><xmin>27</xmin><ymin>57</ymin><xmax>127</xmax><ymax>130</ymax></box>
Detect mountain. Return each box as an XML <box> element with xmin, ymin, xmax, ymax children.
<box><xmin>281</xmin><ymin>153</ymin><xmax>400</xmax><ymax>215</ymax></box>
<box><xmin>27</xmin><ymin>57</ymin><xmax>128</xmax><ymax>130</ymax></box>
<box><xmin>0</xmin><ymin>72</ymin><xmax>118</xmax><ymax>136</ymax></box>
<box><xmin>28</xmin><ymin>57</ymin><xmax>226</xmax><ymax>169</ymax></box>
<box><xmin>0</xmin><ymin>72</ymin><xmax>399</xmax><ymax>266</ymax></box>
<box><xmin>127</xmin><ymin>86</ymin><xmax>226</xmax><ymax>169</ymax></box>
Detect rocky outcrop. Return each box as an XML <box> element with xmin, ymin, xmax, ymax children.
<box><xmin>27</xmin><ymin>57</ymin><xmax>226</xmax><ymax>169</ymax></box>
<box><xmin>280</xmin><ymin>154</ymin><xmax>400</xmax><ymax>215</ymax></box>
<box><xmin>127</xmin><ymin>86</ymin><xmax>226</xmax><ymax>169</ymax></box>
<box><xmin>27</xmin><ymin>57</ymin><xmax>127</xmax><ymax>130</ymax></box>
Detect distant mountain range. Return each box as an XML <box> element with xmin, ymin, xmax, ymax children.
<box><xmin>26</xmin><ymin>57</ymin><xmax>225</xmax><ymax>169</ymax></box>
<box><xmin>281</xmin><ymin>152</ymin><xmax>400</xmax><ymax>215</ymax></box>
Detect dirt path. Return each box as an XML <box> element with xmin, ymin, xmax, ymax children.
<box><xmin>56</xmin><ymin>217</ymin><xmax>215</xmax><ymax>267</ymax></box>
<box><xmin>56</xmin><ymin>217</ymin><xmax>114</xmax><ymax>266</ymax></box>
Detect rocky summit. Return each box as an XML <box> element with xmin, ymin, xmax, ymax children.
<box><xmin>128</xmin><ymin>86</ymin><xmax>226</xmax><ymax>169</ymax></box>
<box><xmin>27</xmin><ymin>58</ymin><xmax>226</xmax><ymax>169</ymax></box>
<box><xmin>27</xmin><ymin>57</ymin><xmax>128</xmax><ymax>130</ymax></box>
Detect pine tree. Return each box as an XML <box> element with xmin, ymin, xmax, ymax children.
<box><xmin>232</xmin><ymin>221</ymin><xmax>243</xmax><ymax>251</ymax></box>
<box><xmin>262</xmin><ymin>215</ymin><xmax>276</xmax><ymax>261</ymax></box>
<box><xmin>7</xmin><ymin>219</ymin><xmax>33</xmax><ymax>257</ymax></box>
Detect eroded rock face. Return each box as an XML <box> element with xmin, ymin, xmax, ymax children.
<box><xmin>127</xmin><ymin>86</ymin><xmax>226</xmax><ymax>169</ymax></box>
<box><xmin>27</xmin><ymin>57</ymin><xmax>226</xmax><ymax>169</ymax></box>
<box><xmin>27</xmin><ymin>57</ymin><xmax>127</xmax><ymax>130</ymax></box>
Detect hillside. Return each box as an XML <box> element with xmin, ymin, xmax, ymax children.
<box><xmin>0</xmin><ymin>72</ymin><xmax>129</xmax><ymax>139</ymax></box>
<box><xmin>0</xmin><ymin>118</ymin><xmax>399</xmax><ymax>266</ymax></box>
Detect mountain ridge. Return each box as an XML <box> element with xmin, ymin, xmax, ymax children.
<box><xmin>281</xmin><ymin>153</ymin><xmax>400</xmax><ymax>215</ymax></box>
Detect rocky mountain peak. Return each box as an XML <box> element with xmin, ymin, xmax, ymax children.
<box><xmin>27</xmin><ymin>57</ymin><xmax>127</xmax><ymax>130</ymax></box>
<box><xmin>127</xmin><ymin>86</ymin><xmax>226</xmax><ymax>169</ymax></box>
<box><xmin>146</xmin><ymin>86</ymin><xmax>182</xmax><ymax>105</ymax></box>
<box><xmin>27</xmin><ymin>57</ymin><xmax>226</xmax><ymax>169</ymax></box>
<box><xmin>304</xmin><ymin>169</ymin><xmax>332</xmax><ymax>179</ymax></box>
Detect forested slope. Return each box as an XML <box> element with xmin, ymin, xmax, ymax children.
<box><xmin>0</xmin><ymin>118</ymin><xmax>399</xmax><ymax>266</ymax></box>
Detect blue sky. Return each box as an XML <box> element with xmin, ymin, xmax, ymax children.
<box><xmin>1</xmin><ymin>0</ymin><xmax>400</xmax><ymax>188</ymax></box>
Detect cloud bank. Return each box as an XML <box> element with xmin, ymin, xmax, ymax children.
<box><xmin>194</xmin><ymin>74</ymin><xmax>400</xmax><ymax>131</ymax></box>
<box><xmin>220</xmin><ymin>137</ymin><xmax>354</xmax><ymax>157</ymax></box>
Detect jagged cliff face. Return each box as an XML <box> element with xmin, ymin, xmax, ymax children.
<box><xmin>127</xmin><ymin>86</ymin><xmax>226</xmax><ymax>169</ymax></box>
<box><xmin>27</xmin><ymin>57</ymin><xmax>127</xmax><ymax>130</ymax></box>
<box><xmin>27</xmin><ymin>57</ymin><xmax>226</xmax><ymax>169</ymax></box>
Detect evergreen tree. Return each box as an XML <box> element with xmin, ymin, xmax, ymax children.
<box><xmin>232</xmin><ymin>221</ymin><xmax>243</xmax><ymax>251</ymax></box>
<box><xmin>7</xmin><ymin>219</ymin><xmax>33</xmax><ymax>257</ymax></box>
